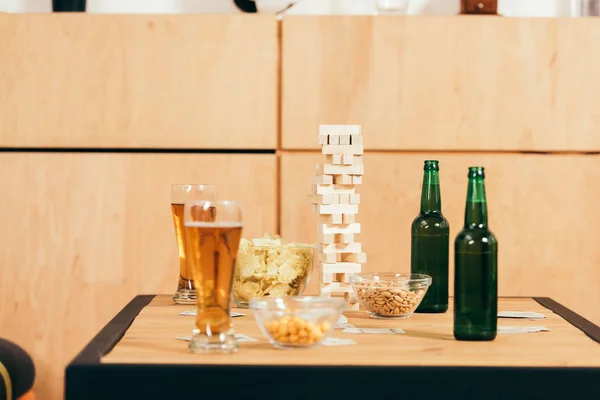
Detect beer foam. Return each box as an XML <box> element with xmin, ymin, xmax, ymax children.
<box><xmin>184</xmin><ymin>222</ymin><xmax>244</xmax><ymax>228</ymax></box>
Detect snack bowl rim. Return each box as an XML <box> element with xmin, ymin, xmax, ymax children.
<box><xmin>348</xmin><ymin>272</ymin><xmax>432</xmax><ymax>286</ymax></box>
<box><xmin>247</xmin><ymin>243</ymin><xmax>319</xmax><ymax>249</ymax></box>
<box><xmin>249</xmin><ymin>295</ymin><xmax>346</xmax><ymax>311</ymax></box>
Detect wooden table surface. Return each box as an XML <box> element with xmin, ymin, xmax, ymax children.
<box><xmin>101</xmin><ymin>295</ymin><xmax>600</xmax><ymax>367</ymax></box>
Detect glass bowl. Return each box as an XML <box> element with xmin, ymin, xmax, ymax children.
<box><xmin>233</xmin><ymin>240</ymin><xmax>317</xmax><ymax>308</ymax></box>
<box><xmin>249</xmin><ymin>296</ymin><xmax>345</xmax><ymax>349</ymax></box>
<box><xmin>349</xmin><ymin>273</ymin><xmax>432</xmax><ymax>319</ymax></box>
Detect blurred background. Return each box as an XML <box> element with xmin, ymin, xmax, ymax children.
<box><xmin>1</xmin><ymin>0</ymin><xmax>599</xmax><ymax>398</ymax></box>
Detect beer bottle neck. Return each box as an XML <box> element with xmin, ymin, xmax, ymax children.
<box><xmin>464</xmin><ymin>176</ymin><xmax>488</xmax><ymax>228</ymax></box>
<box><xmin>420</xmin><ymin>170</ymin><xmax>442</xmax><ymax>214</ymax></box>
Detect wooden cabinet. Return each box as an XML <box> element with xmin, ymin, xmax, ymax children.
<box><xmin>282</xmin><ymin>16</ymin><xmax>600</xmax><ymax>151</ymax></box>
<box><xmin>0</xmin><ymin>153</ymin><xmax>277</xmax><ymax>399</ymax></box>
<box><xmin>0</xmin><ymin>14</ymin><xmax>278</xmax><ymax>149</ymax></box>
<box><xmin>281</xmin><ymin>152</ymin><xmax>600</xmax><ymax>324</ymax></box>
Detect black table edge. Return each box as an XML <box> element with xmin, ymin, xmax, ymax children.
<box><xmin>65</xmin><ymin>295</ymin><xmax>600</xmax><ymax>400</ymax></box>
<box><xmin>533</xmin><ymin>297</ymin><xmax>600</xmax><ymax>344</ymax></box>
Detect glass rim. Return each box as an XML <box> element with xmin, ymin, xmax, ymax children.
<box><xmin>249</xmin><ymin>296</ymin><xmax>345</xmax><ymax>310</ymax></box>
<box><xmin>183</xmin><ymin>200</ymin><xmax>241</xmax><ymax>207</ymax></box>
<box><xmin>171</xmin><ymin>183</ymin><xmax>216</xmax><ymax>188</ymax></box>
<box><xmin>348</xmin><ymin>272</ymin><xmax>432</xmax><ymax>285</ymax></box>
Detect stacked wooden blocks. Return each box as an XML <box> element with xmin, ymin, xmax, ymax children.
<box><xmin>308</xmin><ymin>125</ymin><xmax>366</xmax><ymax>310</ymax></box>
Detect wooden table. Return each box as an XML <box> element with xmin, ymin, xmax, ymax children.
<box><xmin>66</xmin><ymin>295</ymin><xmax>600</xmax><ymax>400</ymax></box>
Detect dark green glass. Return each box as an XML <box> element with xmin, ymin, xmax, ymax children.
<box><xmin>454</xmin><ymin>167</ymin><xmax>498</xmax><ymax>341</ymax></box>
<box><xmin>411</xmin><ymin>160</ymin><xmax>449</xmax><ymax>313</ymax></box>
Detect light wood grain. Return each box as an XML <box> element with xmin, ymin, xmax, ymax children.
<box><xmin>280</xmin><ymin>152</ymin><xmax>600</xmax><ymax>325</ymax></box>
<box><xmin>102</xmin><ymin>296</ymin><xmax>600</xmax><ymax>366</ymax></box>
<box><xmin>282</xmin><ymin>16</ymin><xmax>600</xmax><ymax>151</ymax></box>
<box><xmin>0</xmin><ymin>14</ymin><xmax>277</xmax><ymax>149</ymax></box>
<box><xmin>0</xmin><ymin>153</ymin><xmax>276</xmax><ymax>400</ymax></box>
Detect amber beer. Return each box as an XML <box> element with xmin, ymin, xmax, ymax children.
<box><xmin>184</xmin><ymin>200</ymin><xmax>243</xmax><ymax>354</ymax></box>
<box><xmin>171</xmin><ymin>184</ymin><xmax>216</xmax><ymax>304</ymax></box>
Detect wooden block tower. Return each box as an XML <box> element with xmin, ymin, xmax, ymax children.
<box><xmin>308</xmin><ymin>125</ymin><xmax>366</xmax><ymax>310</ymax></box>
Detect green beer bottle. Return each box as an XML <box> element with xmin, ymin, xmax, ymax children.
<box><xmin>454</xmin><ymin>167</ymin><xmax>498</xmax><ymax>341</ymax></box>
<box><xmin>411</xmin><ymin>160</ymin><xmax>449</xmax><ymax>313</ymax></box>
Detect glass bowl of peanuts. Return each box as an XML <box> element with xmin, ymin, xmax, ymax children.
<box><xmin>249</xmin><ymin>296</ymin><xmax>345</xmax><ymax>349</ymax></box>
<box><xmin>349</xmin><ymin>273</ymin><xmax>432</xmax><ymax>319</ymax></box>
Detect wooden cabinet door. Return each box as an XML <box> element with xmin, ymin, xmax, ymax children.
<box><xmin>0</xmin><ymin>14</ymin><xmax>278</xmax><ymax>149</ymax></box>
<box><xmin>281</xmin><ymin>152</ymin><xmax>600</xmax><ymax>325</ymax></box>
<box><xmin>0</xmin><ymin>153</ymin><xmax>277</xmax><ymax>399</ymax></box>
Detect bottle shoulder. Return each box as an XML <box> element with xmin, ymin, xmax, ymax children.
<box><xmin>455</xmin><ymin>227</ymin><xmax>497</xmax><ymax>247</ymax></box>
<box><xmin>411</xmin><ymin>213</ymin><xmax>450</xmax><ymax>232</ymax></box>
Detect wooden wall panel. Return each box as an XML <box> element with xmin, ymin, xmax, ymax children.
<box><xmin>282</xmin><ymin>16</ymin><xmax>600</xmax><ymax>151</ymax></box>
<box><xmin>281</xmin><ymin>152</ymin><xmax>600</xmax><ymax>325</ymax></box>
<box><xmin>0</xmin><ymin>14</ymin><xmax>278</xmax><ymax>149</ymax></box>
<box><xmin>0</xmin><ymin>153</ymin><xmax>276</xmax><ymax>399</ymax></box>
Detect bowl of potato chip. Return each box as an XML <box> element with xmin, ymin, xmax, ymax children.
<box><xmin>249</xmin><ymin>296</ymin><xmax>345</xmax><ymax>349</ymax></box>
<box><xmin>233</xmin><ymin>234</ymin><xmax>318</xmax><ymax>308</ymax></box>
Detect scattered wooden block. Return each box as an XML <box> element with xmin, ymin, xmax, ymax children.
<box><xmin>319</xmin><ymin>125</ymin><xmax>362</xmax><ymax>135</ymax></box>
<box><xmin>316</xmin><ymin>164</ymin><xmax>364</xmax><ymax>176</ymax></box>
<box><xmin>341</xmin><ymin>252</ymin><xmax>367</xmax><ymax>263</ymax></box>
<box><xmin>320</xmin><ymin>243</ymin><xmax>362</xmax><ymax>253</ymax></box>
<box><xmin>322</xmin><ymin>145</ymin><xmax>363</xmax><ymax>155</ymax></box>
<box><xmin>319</xmin><ymin>214</ymin><xmax>343</xmax><ymax>224</ymax></box>
<box><xmin>342</xmin><ymin>214</ymin><xmax>356</xmax><ymax>224</ymax></box>
<box><xmin>334</xmin><ymin>175</ymin><xmax>353</xmax><ymax>184</ymax></box>
<box><xmin>322</xmin><ymin>262</ymin><xmax>362</xmax><ymax>274</ymax></box>
<box><xmin>339</xmin><ymin>134</ymin><xmax>351</xmax><ymax>145</ymax></box>
<box><xmin>319</xmin><ymin>223</ymin><xmax>361</xmax><ymax>235</ymax></box>
<box><xmin>349</xmin><ymin>194</ymin><xmax>360</xmax><ymax>204</ymax></box>
<box><xmin>317</xmin><ymin>204</ymin><xmax>358</xmax><ymax>214</ymax></box>
<box><xmin>334</xmin><ymin>233</ymin><xmax>355</xmax><ymax>243</ymax></box>
<box><xmin>313</xmin><ymin>184</ymin><xmax>355</xmax><ymax>195</ymax></box>
<box><xmin>312</xmin><ymin>174</ymin><xmax>333</xmax><ymax>184</ymax></box>
<box><xmin>326</xmin><ymin>154</ymin><xmax>343</xmax><ymax>165</ymax></box>
<box><xmin>350</xmin><ymin>134</ymin><xmax>363</xmax><ymax>145</ymax></box>
<box><xmin>339</xmin><ymin>194</ymin><xmax>350</xmax><ymax>204</ymax></box>
<box><xmin>307</xmin><ymin>194</ymin><xmax>338</xmax><ymax>205</ymax></box>
<box><xmin>352</xmin><ymin>175</ymin><xmax>363</xmax><ymax>184</ymax></box>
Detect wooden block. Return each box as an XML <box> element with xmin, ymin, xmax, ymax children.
<box><xmin>312</xmin><ymin>174</ymin><xmax>333</xmax><ymax>184</ymax></box>
<box><xmin>328</xmin><ymin>134</ymin><xmax>340</xmax><ymax>145</ymax></box>
<box><xmin>334</xmin><ymin>233</ymin><xmax>355</xmax><ymax>243</ymax></box>
<box><xmin>319</xmin><ymin>214</ymin><xmax>342</xmax><ymax>224</ymax></box>
<box><xmin>353</xmin><ymin>155</ymin><xmax>363</xmax><ymax>165</ymax></box>
<box><xmin>318</xmin><ymin>134</ymin><xmax>328</xmax><ymax>145</ymax></box>
<box><xmin>352</xmin><ymin>175</ymin><xmax>363</xmax><ymax>184</ymax></box>
<box><xmin>319</xmin><ymin>223</ymin><xmax>361</xmax><ymax>235</ymax></box>
<box><xmin>350</xmin><ymin>134</ymin><xmax>363</xmax><ymax>145</ymax></box>
<box><xmin>334</xmin><ymin>175</ymin><xmax>353</xmax><ymax>184</ymax></box>
<box><xmin>322</xmin><ymin>145</ymin><xmax>363</xmax><ymax>155</ymax></box>
<box><xmin>322</xmin><ymin>262</ymin><xmax>362</xmax><ymax>274</ymax></box>
<box><xmin>342</xmin><ymin>214</ymin><xmax>356</xmax><ymax>224</ymax></box>
<box><xmin>316</xmin><ymin>164</ymin><xmax>364</xmax><ymax>176</ymax></box>
<box><xmin>319</xmin><ymin>125</ymin><xmax>361</xmax><ymax>135</ymax></box>
<box><xmin>320</xmin><ymin>243</ymin><xmax>362</xmax><ymax>253</ymax></box>
<box><xmin>326</xmin><ymin>154</ymin><xmax>343</xmax><ymax>165</ymax></box>
<box><xmin>318</xmin><ymin>233</ymin><xmax>334</xmax><ymax>244</ymax></box>
<box><xmin>313</xmin><ymin>184</ymin><xmax>355</xmax><ymax>195</ymax></box>
<box><xmin>339</xmin><ymin>134</ymin><xmax>351</xmax><ymax>145</ymax></box>
<box><xmin>342</xmin><ymin>154</ymin><xmax>354</xmax><ymax>165</ymax></box>
<box><xmin>307</xmin><ymin>194</ymin><xmax>338</xmax><ymax>205</ymax></box>
<box><xmin>349</xmin><ymin>194</ymin><xmax>360</xmax><ymax>204</ymax></box>
<box><xmin>339</xmin><ymin>194</ymin><xmax>350</xmax><ymax>204</ymax></box>
<box><xmin>322</xmin><ymin>273</ymin><xmax>349</xmax><ymax>283</ymax></box>
<box><xmin>321</xmin><ymin>282</ymin><xmax>353</xmax><ymax>293</ymax></box>
<box><xmin>319</xmin><ymin>253</ymin><xmax>338</xmax><ymax>263</ymax></box>
<box><xmin>317</xmin><ymin>204</ymin><xmax>358</xmax><ymax>214</ymax></box>
<box><xmin>341</xmin><ymin>252</ymin><xmax>367</xmax><ymax>263</ymax></box>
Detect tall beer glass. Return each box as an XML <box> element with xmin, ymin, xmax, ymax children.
<box><xmin>184</xmin><ymin>200</ymin><xmax>243</xmax><ymax>354</ymax></box>
<box><xmin>171</xmin><ymin>184</ymin><xmax>216</xmax><ymax>304</ymax></box>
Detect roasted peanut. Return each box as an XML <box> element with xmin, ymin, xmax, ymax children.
<box><xmin>355</xmin><ymin>281</ymin><xmax>423</xmax><ymax>316</ymax></box>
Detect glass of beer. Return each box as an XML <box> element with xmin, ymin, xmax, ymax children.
<box><xmin>171</xmin><ymin>184</ymin><xmax>216</xmax><ymax>304</ymax></box>
<box><xmin>183</xmin><ymin>200</ymin><xmax>244</xmax><ymax>354</ymax></box>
